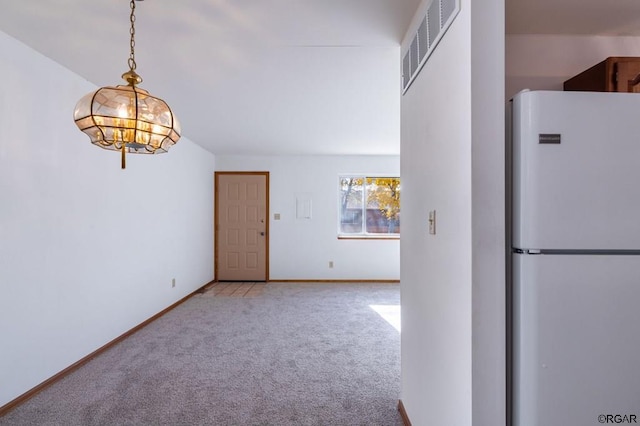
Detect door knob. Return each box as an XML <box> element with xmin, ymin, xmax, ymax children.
<box><xmin>260</xmin><ymin>232</ymin><xmax>265</xmax><ymax>236</ymax></box>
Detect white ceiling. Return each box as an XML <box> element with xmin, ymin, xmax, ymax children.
<box><xmin>0</xmin><ymin>0</ymin><xmax>421</xmax><ymax>156</ymax></box>
<box><xmin>1</xmin><ymin>1</ymin><xmax>638</xmax><ymax>155</ymax></box>
<box><xmin>506</xmin><ymin>0</ymin><xmax>640</xmax><ymax>35</ymax></box>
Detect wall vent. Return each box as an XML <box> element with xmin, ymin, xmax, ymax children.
<box><xmin>410</xmin><ymin>37</ymin><xmax>419</xmax><ymax>76</ymax></box>
<box><xmin>441</xmin><ymin>0</ymin><xmax>457</xmax><ymax>24</ymax></box>
<box><xmin>417</xmin><ymin>17</ymin><xmax>429</xmax><ymax>62</ymax></box>
<box><xmin>427</xmin><ymin>0</ymin><xmax>440</xmax><ymax>46</ymax></box>
<box><xmin>401</xmin><ymin>0</ymin><xmax>461</xmax><ymax>94</ymax></box>
<box><xmin>402</xmin><ymin>51</ymin><xmax>411</xmax><ymax>89</ymax></box>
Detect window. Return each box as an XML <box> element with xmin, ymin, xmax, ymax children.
<box><xmin>339</xmin><ymin>176</ymin><xmax>400</xmax><ymax>237</ymax></box>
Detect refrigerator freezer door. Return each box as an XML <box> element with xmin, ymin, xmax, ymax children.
<box><xmin>512</xmin><ymin>90</ymin><xmax>640</xmax><ymax>250</ymax></box>
<box><xmin>512</xmin><ymin>253</ymin><xmax>640</xmax><ymax>426</ymax></box>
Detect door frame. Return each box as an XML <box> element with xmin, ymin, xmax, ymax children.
<box><xmin>214</xmin><ymin>171</ymin><xmax>270</xmax><ymax>281</ymax></box>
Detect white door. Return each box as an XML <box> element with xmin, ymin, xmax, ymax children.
<box><xmin>216</xmin><ymin>172</ymin><xmax>268</xmax><ymax>281</ymax></box>
<box><xmin>512</xmin><ymin>253</ymin><xmax>640</xmax><ymax>426</ymax></box>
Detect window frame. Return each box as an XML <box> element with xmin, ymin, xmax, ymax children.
<box><xmin>337</xmin><ymin>174</ymin><xmax>400</xmax><ymax>240</ymax></box>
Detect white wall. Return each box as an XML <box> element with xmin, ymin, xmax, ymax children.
<box><xmin>216</xmin><ymin>155</ymin><xmax>400</xmax><ymax>280</ymax></box>
<box><xmin>400</xmin><ymin>0</ymin><xmax>505</xmax><ymax>424</ymax></box>
<box><xmin>507</xmin><ymin>35</ymin><xmax>640</xmax><ymax>99</ymax></box>
<box><xmin>400</xmin><ymin>2</ymin><xmax>473</xmax><ymax>424</ymax></box>
<box><xmin>0</xmin><ymin>32</ymin><xmax>216</xmax><ymax>408</ymax></box>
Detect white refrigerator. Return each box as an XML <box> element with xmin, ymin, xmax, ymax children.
<box><xmin>509</xmin><ymin>90</ymin><xmax>640</xmax><ymax>426</ymax></box>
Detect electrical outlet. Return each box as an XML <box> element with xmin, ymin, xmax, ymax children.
<box><xmin>329</xmin><ymin>261</ymin><xmax>334</xmax><ymax>268</ymax></box>
<box><xmin>172</xmin><ymin>278</ymin><xmax>176</xmax><ymax>288</ymax></box>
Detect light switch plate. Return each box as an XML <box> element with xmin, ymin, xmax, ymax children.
<box><xmin>428</xmin><ymin>210</ymin><xmax>436</xmax><ymax>235</ymax></box>
<box><xmin>274</xmin><ymin>213</ymin><xmax>281</xmax><ymax>220</ymax></box>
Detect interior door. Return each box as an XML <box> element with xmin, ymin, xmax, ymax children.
<box><xmin>215</xmin><ymin>172</ymin><xmax>268</xmax><ymax>281</ymax></box>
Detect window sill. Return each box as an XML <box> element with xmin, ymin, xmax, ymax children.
<box><xmin>338</xmin><ymin>235</ymin><xmax>400</xmax><ymax>240</ymax></box>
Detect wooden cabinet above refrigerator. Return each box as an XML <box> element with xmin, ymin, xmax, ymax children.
<box><xmin>563</xmin><ymin>57</ymin><xmax>640</xmax><ymax>93</ymax></box>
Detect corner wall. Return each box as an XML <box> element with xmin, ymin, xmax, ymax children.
<box><xmin>471</xmin><ymin>0</ymin><xmax>506</xmax><ymax>423</ymax></box>
<box><xmin>0</xmin><ymin>32</ymin><xmax>216</xmax><ymax>407</ymax></box>
<box><xmin>215</xmin><ymin>155</ymin><xmax>400</xmax><ymax>281</ymax></box>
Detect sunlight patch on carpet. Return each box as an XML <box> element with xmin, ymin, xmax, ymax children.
<box><xmin>369</xmin><ymin>305</ymin><xmax>401</xmax><ymax>332</ymax></box>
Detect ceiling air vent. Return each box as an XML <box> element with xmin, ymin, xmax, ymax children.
<box><xmin>401</xmin><ymin>0</ymin><xmax>461</xmax><ymax>94</ymax></box>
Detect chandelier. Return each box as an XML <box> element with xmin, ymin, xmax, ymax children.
<box><xmin>73</xmin><ymin>0</ymin><xmax>180</xmax><ymax>169</ymax></box>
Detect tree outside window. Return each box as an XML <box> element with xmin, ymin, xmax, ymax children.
<box><xmin>339</xmin><ymin>176</ymin><xmax>400</xmax><ymax>236</ymax></box>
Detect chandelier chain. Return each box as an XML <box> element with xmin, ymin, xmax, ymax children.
<box><xmin>128</xmin><ymin>0</ymin><xmax>137</xmax><ymax>71</ymax></box>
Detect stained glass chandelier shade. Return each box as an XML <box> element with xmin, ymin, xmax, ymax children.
<box><xmin>73</xmin><ymin>0</ymin><xmax>180</xmax><ymax>169</ymax></box>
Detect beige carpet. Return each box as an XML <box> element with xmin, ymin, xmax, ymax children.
<box><xmin>1</xmin><ymin>282</ymin><xmax>402</xmax><ymax>426</ymax></box>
